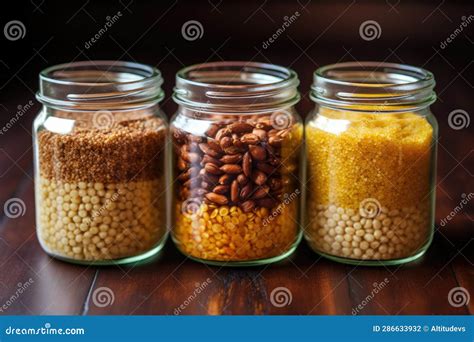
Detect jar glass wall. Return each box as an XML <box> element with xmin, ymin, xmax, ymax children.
<box><xmin>171</xmin><ymin>61</ymin><xmax>303</xmax><ymax>266</ymax></box>
<box><xmin>304</xmin><ymin>62</ymin><xmax>438</xmax><ymax>265</ymax></box>
<box><xmin>33</xmin><ymin>61</ymin><xmax>168</xmax><ymax>265</ymax></box>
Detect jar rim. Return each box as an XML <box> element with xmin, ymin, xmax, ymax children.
<box><xmin>37</xmin><ymin>61</ymin><xmax>164</xmax><ymax>110</ymax></box>
<box><xmin>173</xmin><ymin>61</ymin><xmax>300</xmax><ymax>113</ymax></box>
<box><xmin>311</xmin><ymin>61</ymin><xmax>436</xmax><ymax>112</ymax></box>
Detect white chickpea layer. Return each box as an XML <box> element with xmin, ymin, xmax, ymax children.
<box><xmin>306</xmin><ymin>203</ymin><xmax>430</xmax><ymax>260</ymax></box>
<box><xmin>37</xmin><ymin>177</ymin><xmax>166</xmax><ymax>261</ymax></box>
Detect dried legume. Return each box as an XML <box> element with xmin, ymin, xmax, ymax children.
<box><xmin>172</xmin><ymin>114</ymin><xmax>302</xmax><ymax>262</ymax></box>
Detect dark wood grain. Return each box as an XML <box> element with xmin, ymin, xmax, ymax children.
<box><xmin>0</xmin><ymin>100</ymin><xmax>472</xmax><ymax>316</ymax></box>
<box><xmin>452</xmin><ymin>242</ymin><xmax>474</xmax><ymax>315</ymax></box>
<box><xmin>0</xmin><ymin>181</ymin><xmax>96</xmax><ymax>315</ymax></box>
<box><xmin>0</xmin><ymin>0</ymin><xmax>472</xmax><ymax>317</ymax></box>
<box><xmin>347</xmin><ymin>236</ymin><xmax>469</xmax><ymax>315</ymax></box>
<box><xmin>0</xmin><ymin>91</ymin><xmax>471</xmax><ymax>316</ymax></box>
<box><xmin>0</xmin><ymin>115</ymin><xmax>35</xmax><ymax>212</ymax></box>
<box><xmin>0</xmin><ymin>134</ymin><xmax>472</xmax><ymax>315</ymax></box>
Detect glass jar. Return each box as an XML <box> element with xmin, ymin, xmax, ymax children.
<box><xmin>171</xmin><ymin>61</ymin><xmax>303</xmax><ymax>266</ymax></box>
<box><xmin>305</xmin><ymin>62</ymin><xmax>438</xmax><ymax>265</ymax></box>
<box><xmin>33</xmin><ymin>61</ymin><xmax>168</xmax><ymax>265</ymax></box>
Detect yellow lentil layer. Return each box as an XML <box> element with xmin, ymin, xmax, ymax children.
<box><xmin>173</xmin><ymin>202</ymin><xmax>298</xmax><ymax>262</ymax></box>
<box><xmin>37</xmin><ymin>177</ymin><xmax>166</xmax><ymax>261</ymax></box>
<box><xmin>305</xmin><ymin>109</ymin><xmax>434</xmax><ymax>260</ymax></box>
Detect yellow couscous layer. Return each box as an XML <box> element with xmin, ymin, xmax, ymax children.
<box><xmin>306</xmin><ymin>110</ymin><xmax>434</xmax><ymax>209</ymax></box>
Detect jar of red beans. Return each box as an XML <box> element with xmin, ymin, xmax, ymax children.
<box><xmin>171</xmin><ymin>61</ymin><xmax>303</xmax><ymax>265</ymax></box>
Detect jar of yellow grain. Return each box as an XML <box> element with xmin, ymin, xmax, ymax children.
<box><xmin>33</xmin><ymin>61</ymin><xmax>168</xmax><ymax>264</ymax></box>
<box><xmin>171</xmin><ymin>61</ymin><xmax>303</xmax><ymax>265</ymax></box>
<box><xmin>305</xmin><ymin>62</ymin><xmax>438</xmax><ymax>265</ymax></box>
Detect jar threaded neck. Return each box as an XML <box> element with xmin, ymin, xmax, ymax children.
<box><xmin>173</xmin><ymin>61</ymin><xmax>300</xmax><ymax>113</ymax></box>
<box><xmin>37</xmin><ymin>61</ymin><xmax>164</xmax><ymax>111</ymax></box>
<box><xmin>311</xmin><ymin>62</ymin><xmax>436</xmax><ymax>112</ymax></box>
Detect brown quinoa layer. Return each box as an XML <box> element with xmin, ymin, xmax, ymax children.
<box><xmin>38</xmin><ymin>117</ymin><xmax>167</xmax><ymax>183</ymax></box>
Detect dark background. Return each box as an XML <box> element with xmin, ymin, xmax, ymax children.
<box><xmin>2</xmin><ymin>0</ymin><xmax>473</xmax><ymax>120</ymax></box>
<box><xmin>0</xmin><ymin>0</ymin><xmax>472</xmax><ymax>315</ymax></box>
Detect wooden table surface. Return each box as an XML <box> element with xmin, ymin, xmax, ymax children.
<box><xmin>0</xmin><ymin>96</ymin><xmax>472</xmax><ymax>316</ymax></box>
<box><xmin>0</xmin><ymin>0</ymin><xmax>473</xmax><ymax>316</ymax></box>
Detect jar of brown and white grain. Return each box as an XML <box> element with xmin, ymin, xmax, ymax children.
<box><xmin>33</xmin><ymin>61</ymin><xmax>168</xmax><ymax>264</ymax></box>
<box><xmin>171</xmin><ymin>61</ymin><xmax>303</xmax><ymax>266</ymax></box>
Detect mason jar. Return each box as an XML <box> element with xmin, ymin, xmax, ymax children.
<box><xmin>171</xmin><ymin>61</ymin><xmax>303</xmax><ymax>266</ymax></box>
<box><xmin>33</xmin><ymin>61</ymin><xmax>168</xmax><ymax>265</ymax></box>
<box><xmin>304</xmin><ymin>62</ymin><xmax>438</xmax><ymax>265</ymax></box>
